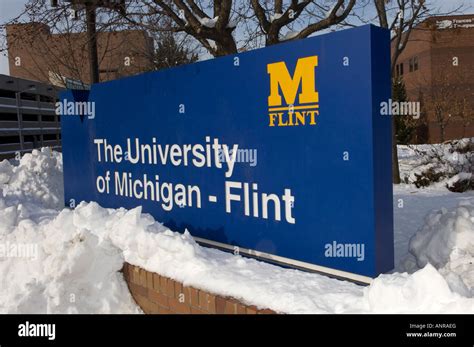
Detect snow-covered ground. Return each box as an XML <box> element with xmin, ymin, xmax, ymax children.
<box><xmin>0</xmin><ymin>147</ymin><xmax>473</xmax><ymax>314</ymax></box>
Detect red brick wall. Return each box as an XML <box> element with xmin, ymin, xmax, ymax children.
<box><xmin>391</xmin><ymin>15</ymin><xmax>474</xmax><ymax>143</ymax></box>
<box><xmin>122</xmin><ymin>263</ymin><xmax>276</xmax><ymax>314</ymax></box>
<box><xmin>6</xmin><ymin>23</ymin><xmax>154</xmax><ymax>85</ymax></box>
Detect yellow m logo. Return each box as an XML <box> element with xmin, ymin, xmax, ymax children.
<box><xmin>267</xmin><ymin>56</ymin><xmax>319</xmax><ymax>108</ymax></box>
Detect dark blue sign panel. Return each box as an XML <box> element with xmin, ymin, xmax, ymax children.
<box><xmin>61</xmin><ymin>24</ymin><xmax>393</xmax><ymax>282</ymax></box>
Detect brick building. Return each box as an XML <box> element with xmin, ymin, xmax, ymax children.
<box><xmin>6</xmin><ymin>22</ymin><xmax>154</xmax><ymax>86</ymax></box>
<box><xmin>392</xmin><ymin>14</ymin><xmax>474</xmax><ymax>143</ymax></box>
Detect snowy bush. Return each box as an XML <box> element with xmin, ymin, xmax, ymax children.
<box><xmin>446</xmin><ymin>173</ymin><xmax>474</xmax><ymax>192</ymax></box>
<box><xmin>399</xmin><ymin>138</ymin><xmax>474</xmax><ymax>191</ymax></box>
<box><xmin>412</xmin><ymin>167</ymin><xmax>445</xmax><ymax>188</ymax></box>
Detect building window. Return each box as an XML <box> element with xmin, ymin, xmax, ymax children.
<box><xmin>409</xmin><ymin>57</ymin><xmax>419</xmax><ymax>72</ymax></box>
<box><xmin>395</xmin><ymin>63</ymin><xmax>404</xmax><ymax>77</ymax></box>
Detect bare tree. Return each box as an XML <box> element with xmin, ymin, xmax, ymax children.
<box><xmin>117</xmin><ymin>0</ymin><xmax>238</xmax><ymax>57</ymax></box>
<box><xmin>1</xmin><ymin>0</ymin><xmax>155</xmax><ymax>85</ymax></box>
<box><xmin>250</xmin><ymin>0</ymin><xmax>356</xmax><ymax>46</ymax></box>
<box><xmin>119</xmin><ymin>1</ymin><xmax>361</xmax><ymax>57</ymax></box>
<box><xmin>428</xmin><ymin>68</ymin><xmax>473</xmax><ymax>143</ymax></box>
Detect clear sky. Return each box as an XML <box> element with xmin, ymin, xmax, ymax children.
<box><xmin>0</xmin><ymin>0</ymin><xmax>472</xmax><ymax>76</ymax></box>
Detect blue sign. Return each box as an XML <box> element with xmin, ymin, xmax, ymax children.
<box><xmin>61</xmin><ymin>24</ymin><xmax>394</xmax><ymax>282</ymax></box>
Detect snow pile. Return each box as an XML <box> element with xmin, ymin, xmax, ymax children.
<box><xmin>63</xmin><ymin>202</ymin><xmax>474</xmax><ymax>313</ymax></box>
<box><xmin>0</xmin><ymin>201</ymin><xmax>140</xmax><ymax>313</ymax></box>
<box><xmin>0</xmin><ymin>160</ymin><xmax>13</xmax><ymax>185</ymax></box>
<box><xmin>0</xmin><ymin>149</ymin><xmax>473</xmax><ymax>313</ymax></box>
<box><xmin>0</xmin><ymin>149</ymin><xmax>138</xmax><ymax>313</ymax></box>
<box><xmin>2</xmin><ymin>197</ymin><xmax>471</xmax><ymax>314</ymax></box>
<box><xmin>408</xmin><ymin>201</ymin><xmax>474</xmax><ymax>296</ymax></box>
<box><xmin>0</xmin><ymin>148</ymin><xmax>63</xmax><ymax>209</ymax></box>
<box><xmin>364</xmin><ymin>264</ymin><xmax>472</xmax><ymax>313</ymax></box>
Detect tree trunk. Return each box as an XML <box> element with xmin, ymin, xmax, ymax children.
<box><xmin>392</xmin><ymin>116</ymin><xmax>401</xmax><ymax>184</ymax></box>
<box><xmin>85</xmin><ymin>4</ymin><xmax>100</xmax><ymax>84</ymax></box>
<box><xmin>391</xmin><ymin>74</ymin><xmax>401</xmax><ymax>184</ymax></box>
<box><xmin>214</xmin><ymin>32</ymin><xmax>238</xmax><ymax>57</ymax></box>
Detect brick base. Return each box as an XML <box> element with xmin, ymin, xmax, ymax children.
<box><xmin>122</xmin><ymin>263</ymin><xmax>276</xmax><ymax>314</ymax></box>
